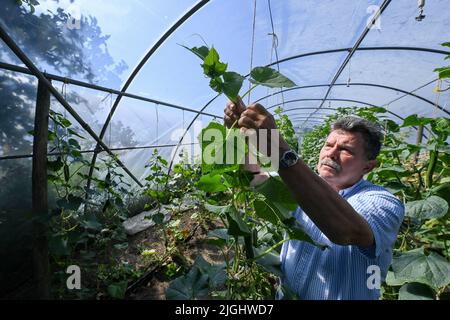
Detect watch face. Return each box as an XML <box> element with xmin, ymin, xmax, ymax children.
<box><xmin>286</xmin><ymin>151</ymin><xmax>297</xmax><ymax>161</ymax></box>
<box><xmin>281</xmin><ymin>150</ymin><xmax>299</xmax><ymax>168</ymax></box>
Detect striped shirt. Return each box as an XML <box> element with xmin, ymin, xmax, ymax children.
<box><xmin>279</xmin><ymin>178</ymin><xmax>405</xmax><ymax>300</ymax></box>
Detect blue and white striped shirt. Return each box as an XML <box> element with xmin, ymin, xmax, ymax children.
<box><xmin>279</xmin><ymin>178</ymin><xmax>405</xmax><ymax>300</ymax></box>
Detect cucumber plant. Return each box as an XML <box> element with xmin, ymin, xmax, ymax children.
<box><xmin>166</xmin><ymin>45</ymin><xmax>322</xmax><ymax>299</ymax></box>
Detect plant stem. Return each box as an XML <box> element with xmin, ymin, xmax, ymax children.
<box><xmin>241</xmin><ymin>84</ymin><xmax>258</xmax><ymax>101</ymax></box>
<box><xmin>253</xmin><ymin>238</ymin><xmax>290</xmax><ymax>260</ymax></box>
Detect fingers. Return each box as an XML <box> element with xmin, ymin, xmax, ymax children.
<box><xmin>241</xmin><ymin>108</ymin><xmax>259</xmax><ymax>121</ymax></box>
<box><xmin>235</xmin><ymin>96</ymin><xmax>247</xmax><ymax>114</ymax></box>
<box><xmin>247</xmin><ymin>103</ymin><xmax>270</xmax><ymax>116</ymax></box>
<box><xmin>238</xmin><ymin>115</ymin><xmax>257</xmax><ymax>130</ymax></box>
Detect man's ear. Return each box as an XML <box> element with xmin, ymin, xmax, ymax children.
<box><xmin>363</xmin><ymin>159</ymin><xmax>377</xmax><ymax>174</ymax></box>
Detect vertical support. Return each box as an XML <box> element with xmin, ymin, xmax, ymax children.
<box><xmin>414</xmin><ymin>124</ymin><xmax>424</xmax><ymax>164</ymax></box>
<box><xmin>31</xmin><ymin>79</ymin><xmax>51</xmax><ymax>299</ymax></box>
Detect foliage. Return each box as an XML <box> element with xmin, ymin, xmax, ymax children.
<box><xmin>182</xmin><ymin>44</ymin><xmax>295</xmax><ymax>103</ymax></box>
<box><xmin>40</xmin><ymin>110</ymin><xmax>137</xmax><ymax>299</ymax></box>
<box><xmin>166</xmin><ymin>45</ymin><xmax>319</xmax><ymax>300</ymax></box>
<box><xmin>274</xmin><ymin>106</ymin><xmax>299</xmax><ymax>152</ymax></box>
<box><xmin>434</xmin><ymin>42</ymin><xmax>450</xmax><ymax>92</ymax></box>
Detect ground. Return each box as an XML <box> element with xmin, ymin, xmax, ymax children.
<box><xmin>122</xmin><ymin>208</ymin><xmax>224</xmax><ymax>300</ymax></box>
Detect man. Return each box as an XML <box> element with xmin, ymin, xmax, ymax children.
<box><xmin>224</xmin><ymin>100</ymin><xmax>404</xmax><ymax>300</ymax></box>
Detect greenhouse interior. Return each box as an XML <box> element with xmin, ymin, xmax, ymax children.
<box><xmin>0</xmin><ymin>0</ymin><xmax>449</xmax><ymax>301</ymax></box>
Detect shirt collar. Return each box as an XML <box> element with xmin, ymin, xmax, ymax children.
<box><xmin>338</xmin><ymin>178</ymin><xmax>365</xmax><ymax>197</ymax></box>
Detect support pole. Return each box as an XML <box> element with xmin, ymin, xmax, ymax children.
<box><xmin>31</xmin><ymin>79</ymin><xmax>51</xmax><ymax>299</ymax></box>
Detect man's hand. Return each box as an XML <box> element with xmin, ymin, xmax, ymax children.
<box><xmin>238</xmin><ymin>103</ymin><xmax>277</xmax><ymax>133</ymax></box>
<box><xmin>224</xmin><ymin>100</ymin><xmax>290</xmax><ymax>158</ymax></box>
<box><xmin>224</xmin><ymin>97</ymin><xmax>246</xmax><ymax>128</ymax></box>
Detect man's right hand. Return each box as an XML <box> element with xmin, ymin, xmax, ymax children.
<box><xmin>223</xmin><ymin>96</ymin><xmax>246</xmax><ymax>128</ymax></box>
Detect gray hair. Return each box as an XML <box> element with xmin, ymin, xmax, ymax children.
<box><xmin>332</xmin><ymin>116</ymin><xmax>383</xmax><ymax>160</ymax></box>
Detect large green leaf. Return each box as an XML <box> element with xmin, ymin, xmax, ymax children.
<box><xmin>398</xmin><ymin>283</ymin><xmax>435</xmax><ymax>300</ymax></box>
<box><xmin>372</xmin><ymin>165</ymin><xmax>410</xmax><ymax>177</ymax></box>
<box><xmin>405</xmin><ymin>196</ymin><xmax>449</xmax><ymax>221</ymax></box>
<box><xmin>254</xmin><ymin>199</ymin><xmax>280</xmax><ymax>225</ymax></box>
<box><xmin>385</xmin><ymin>270</ymin><xmax>407</xmax><ymax>286</ymax></box>
<box><xmin>204</xmin><ymin>204</ymin><xmax>232</xmax><ymax>216</ymax></box>
<box><xmin>254</xmin><ymin>247</ymin><xmax>282</xmax><ymax>277</ymax></box>
<box><xmin>435</xmin><ymin>67</ymin><xmax>450</xmax><ymax>79</ymax></box>
<box><xmin>284</xmin><ymin>218</ymin><xmax>322</xmax><ymax>246</ymax></box>
<box><xmin>207</xmin><ymin>228</ymin><xmax>230</xmax><ymax>247</ymax></box>
<box><xmin>249</xmin><ymin>67</ymin><xmax>296</xmax><ymax>88</ymax></box>
<box><xmin>401</xmin><ymin>114</ymin><xmax>434</xmax><ymax>127</ymax></box>
<box><xmin>226</xmin><ymin>207</ymin><xmax>251</xmax><ymax>237</ymax></box>
<box><xmin>193</xmin><ymin>256</ymin><xmax>227</xmax><ymax>289</ymax></box>
<box><xmin>197</xmin><ymin>174</ymin><xmax>228</xmax><ymax>193</ymax></box>
<box><xmin>391</xmin><ymin>248</ymin><xmax>450</xmax><ymax>289</ymax></box>
<box><xmin>222</xmin><ymin>71</ymin><xmax>245</xmax><ymax>101</ymax></box>
<box><xmin>255</xmin><ymin>176</ymin><xmax>297</xmax><ymax>211</ymax></box>
<box><xmin>199</xmin><ymin>122</ymin><xmax>246</xmax><ymax>175</ymax></box>
<box><xmin>166</xmin><ymin>265</ymin><xmax>209</xmax><ymax>300</ymax></box>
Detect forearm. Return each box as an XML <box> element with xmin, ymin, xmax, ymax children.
<box><xmin>278</xmin><ymin>142</ymin><xmax>373</xmax><ymax>246</ymax></box>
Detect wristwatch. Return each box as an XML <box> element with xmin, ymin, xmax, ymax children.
<box><xmin>279</xmin><ymin>149</ymin><xmax>300</xmax><ymax>170</ymax></box>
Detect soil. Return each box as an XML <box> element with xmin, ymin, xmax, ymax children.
<box><xmin>123</xmin><ymin>209</ymin><xmax>225</xmax><ymax>300</ymax></box>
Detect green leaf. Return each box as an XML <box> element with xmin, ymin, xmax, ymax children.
<box><xmin>402</xmin><ymin>114</ymin><xmax>434</xmax><ymax>127</ymax></box>
<box><xmin>81</xmin><ymin>214</ymin><xmax>102</xmax><ymax>231</ymax></box>
<box><xmin>222</xmin><ymin>71</ymin><xmax>245</xmax><ymax>101</ymax></box>
<box><xmin>107</xmin><ymin>281</ymin><xmax>128</xmax><ymax>299</ymax></box>
<box><xmin>204</xmin><ymin>204</ymin><xmax>232</xmax><ymax>216</ymax></box>
<box><xmin>226</xmin><ymin>207</ymin><xmax>251</xmax><ymax>237</ymax></box>
<box><xmin>47</xmin><ymin>156</ymin><xmax>64</xmax><ymax>172</ymax></box>
<box><xmin>180</xmin><ymin>44</ymin><xmax>210</xmax><ymax>60</ymax></box>
<box><xmin>193</xmin><ymin>256</ymin><xmax>227</xmax><ymax>289</ymax></box>
<box><xmin>56</xmin><ymin>195</ymin><xmax>83</xmax><ymax>211</ymax></box>
<box><xmin>68</xmin><ymin>138</ymin><xmax>81</xmax><ymax>150</ymax></box>
<box><xmin>166</xmin><ymin>266</ymin><xmax>209</xmax><ymax>300</ymax></box>
<box><xmin>405</xmin><ymin>196</ymin><xmax>449</xmax><ymax>221</ymax></box>
<box><xmin>398</xmin><ymin>283</ymin><xmax>435</xmax><ymax>300</ymax></box>
<box><xmin>385</xmin><ymin>270</ymin><xmax>407</xmax><ymax>286</ymax></box>
<box><xmin>372</xmin><ymin>165</ymin><xmax>410</xmax><ymax>177</ymax></box>
<box><xmin>68</xmin><ymin>129</ymin><xmax>85</xmax><ymax>139</ymax></box>
<box><xmin>285</xmin><ymin>218</ymin><xmax>320</xmax><ymax>246</ymax></box>
<box><xmin>249</xmin><ymin>67</ymin><xmax>296</xmax><ymax>88</ymax></box>
<box><xmin>391</xmin><ymin>248</ymin><xmax>450</xmax><ymax>290</ymax></box>
<box><xmin>441</xmin><ymin>42</ymin><xmax>450</xmax><ymax>48</ymax></box>
<box><xmin>209</xmin><ymin>76</ymin><xmax>224</xmax><ymax>94</ymax></box>
<box><xmin>59</xmin><ymin>117</ymin><xmax>72</xmax><ymax>128</ymax></box>
<box><xmin>207</xmin><ymin>228</ymin><xmax>229</xmax><ymax>247</ymax></box>
<box><xmin>437</xmin><ymin>67</ymin><xmax>450</xmax><ymax>79</ymax></box>
<box><xmin>254</xmin><ymin>199</ymin><xmax>280</xmax><ymax>225</ymax></box>
<box><xmin>199</xmin><ymin>122</ymin><xmax>245</xmax><ymax>175</ymax></box>
<box><xmin>255</xmin><ymin>176</ymin><xmax>297</xmax><ymax>211</ymax></box>
<box><xmin>254</xmin><ymin>247</ymin><xmax>282</xmax><ymax>277</ymax></box>
<box><xmin>202</xmin><ymin>47</ymin><xmax>227</xmax><ymax>78</ymax></box>
<box><xmin>48</xmin><ymin>130</ymin><xmax>57</xmax><ymax>141</ymax></box>
<box><xmin>197</xmin><ymin>174</ymin><xmax>228</xmax><ymax>193</ymax></box>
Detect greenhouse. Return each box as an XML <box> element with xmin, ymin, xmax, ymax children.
<box><xmin>0</xmin><ymin>0</ymin><xmax>449</xmax><ymax>301</ymax></box>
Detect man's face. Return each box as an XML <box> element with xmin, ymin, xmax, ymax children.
<box><xmin>317</xmin><ymin>129</ymin><xmax>377</xmax><ymax>191</ymax></box>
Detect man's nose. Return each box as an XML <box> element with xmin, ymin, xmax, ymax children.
<box><xmin>324</xmin><ymin>146</ymin><xmax>339</xmax><ymax>160</ymax></box>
